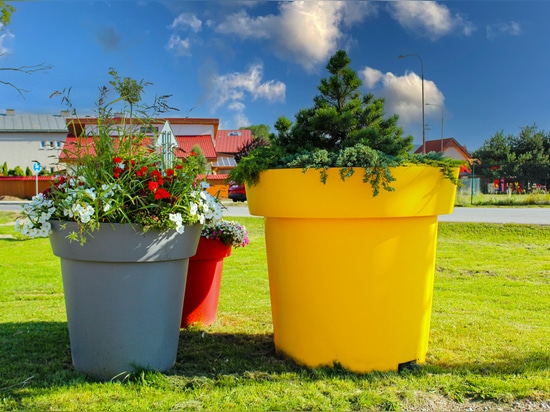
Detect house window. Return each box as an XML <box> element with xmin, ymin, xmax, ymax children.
<box><xmin>56</xmin><ymin>141</ymin><xmax>63</xmax><ymax>149</ymax></box>
<box><xmin>140</xmin><ymin>126</ymin><xmax>158</xmax><ymax>133</ymax></box>
<box><xmin>228</xmin><ymin>131</ymin><xmax>241</xmax><ymax>136</ymax></box>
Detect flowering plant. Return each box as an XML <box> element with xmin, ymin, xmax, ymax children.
<box><xmin>200</xmin><ymin>220</ymin><xmax>249</xmax><ymax>248</ymax></box>
<box><xmin>15</xmin><ymin>69</ymin><xmax>223</xmax><ymax>243</ymax></box>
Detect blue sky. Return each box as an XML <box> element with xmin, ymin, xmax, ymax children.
<box><xmin>1</xmin><ymin>1</ymin><xmax>549</xmax><ymax>152</ymax></box>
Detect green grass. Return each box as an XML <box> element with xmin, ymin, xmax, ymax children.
<box><xmin>456</xmin><ymin>191</ymin><xmax>550</xmax><ymax>206</ymax></box>
<box><xmin>0</xmin><ymin>214</ymin><xmax>549</xmax><ymax>410</ymax></box>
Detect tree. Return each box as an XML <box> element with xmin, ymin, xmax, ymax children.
<box><xmin>234</xmin><ymin>136</ymin><xmax>270</xmax><ymax>164</ymax></box>
<box><xmin>240</xmin><ymin>124</ymin><xmax>271</xmax><ymax>141</ymax></box>
<box><xmin>191</xmin><ymin>144</ymin><xmax>207</xmax><ymax>171</ymax></box>
<box><xmin>511</xmin><ymin>125</ymin><xmax>550</xmax><ymax>184</ymax></box>
<box><xmin>472</xmin><ymin>124</ymin><xmax>550</xmax><ymax>187</ymax></box>
<box><xmin>472</xmin><ymin>131</ymin><xmax>515</xmax><ymax>180</ymax></box>
<box><xmin>9</xmin><ymin>165</ymin><xmax>24</xmax><ymax>176</ymax></box>
<box><xmin>273</xmin><ymin>50</ymin><xmax>412</xmax><ymax>156</ymax></box>
<box><xmin>0</xmin><ymin>1</ymin><xmax>14</xmax><ymax>26</ymax></box>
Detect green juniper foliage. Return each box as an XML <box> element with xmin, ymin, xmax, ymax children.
<box><xmin>230</xmin><ymin>50</ymin><xmax>462</xmax><ymax>195</ymax></box>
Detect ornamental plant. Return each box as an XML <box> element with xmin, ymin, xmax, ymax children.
<box><xmin>15</xmin><ymin>69</ymin><xmax>223</xmax><ymax>244</ymax></box>
<box><xmin>200</xmin><ymin>220</ymin><xmax>249</xmax><ymax>248</ymax></box>
<box><xmin>230</xmin><ymin>50</ymin><xmax>463</xmax><ymax>195</ymax></box>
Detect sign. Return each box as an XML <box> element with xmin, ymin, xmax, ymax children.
<box><xmin>157</xmin><ymin>121</ymin><xmax>177</xmax><ymax>168</ymax></box>
<box><xmin>32</xmin><ymin>161</ymin><xmax>42</xmax><ymax>174</ymax></box>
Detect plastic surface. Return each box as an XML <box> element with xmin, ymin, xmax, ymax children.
<box><xmin>245</xmin><ymin>166</ymin><xmax>459</xmax><ymax>372</ymax></box>
<box><xmin>49</xmin><ymin>222</ymin><xmax>201</xmax><ymax>380</ymax></box>
<box><xmin>181</xmin><ymin>237</ymin><xmax>232</xmax><ymax>328</ymax></box>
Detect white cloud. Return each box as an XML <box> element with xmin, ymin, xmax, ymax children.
<box><xmin>0</xmin><ymin>27</ymin><xmax>14</xmax><ymax>56</ymax></box>
<box><xmin>486</xmin><ymin>21</ymin><xmax>521</xmax><ymax>39</ymax></box>
<box><xmin>387</xmin><ymin>1</ymin><xmax>475</xmax><ymax>40</ymax></box>
<box><xmin>229</xmin><ymin>103</ymin><xmax>250</xmax><ymax>128</ymax></box>
<box><xmin>170</xmin><ymin>13</ymin><xmax>202</xmax><ymax>33</ymax></box>
<box><xmin>361</xmin><ymin>67</ymin><xmax>383</xmax><ymax>89</ymax></box>
<box><xmin>212</xmin><ymin>62</ymin><xmax>285</xmax><ymax>109</ymax></box>
<box><xmin>166</xmin><ymin>13</ymin><xmax>202</xmax><ymax>56</ymax></box>
<box><xmin>165</xmin><ymin>34</ymin><xmax>191</xmax><ymax>56</ymax></box>
<box><xmin>209</xmin><ymin>62</ymin><xmax>285</xmax><ymax>126</ymax></box>
<box><xmin>360</xmin><ymin>67</ymin><xmax>444</xmax><ymax>136</ymax></box>
<box><xmin>215</xmin><ymin>1</ymin><xmax>376</xmax><ymax>71</ymax></box>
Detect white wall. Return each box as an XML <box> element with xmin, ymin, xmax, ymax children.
<box><xmin>0</xmin><ymin>132</ymin><xmax>67</xmax><ymax>173</ymax></box>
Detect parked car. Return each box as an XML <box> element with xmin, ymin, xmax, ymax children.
<box><xmin>228</xmin><ymin>182</ymin><xmax>246</xmax><ymax>202</ymax></box>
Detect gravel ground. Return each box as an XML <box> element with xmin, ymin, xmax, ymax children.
<box><xmin>404</xmin><ymin>395</ymin><xmax>550</xmax><ymax>411</ymax></box>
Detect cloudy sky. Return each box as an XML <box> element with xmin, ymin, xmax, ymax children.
<box><xmin>1</xmin><ymin>1</ymin><xmax>549</xmax><ymax>151</ymax></box>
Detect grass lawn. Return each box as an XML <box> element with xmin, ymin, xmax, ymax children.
<box><xmin>455</xmin><ymin>191</ymin><xmax>550</xmax><ymax>207</ymax></box>
<box><xmin>0</xmin><ymin>213</ymin><xmax>548</xmax><ymax>410</ymax></box>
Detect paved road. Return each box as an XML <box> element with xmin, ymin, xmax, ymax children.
<box><xmin>223</xmin><ymin>204</ymin><xmax>550</xmax><ymax>225</ymax></box>
<box><xmin>2</xmin><ymin>201</ymin><xmax>549</xmax><ymax>225</ymax></box>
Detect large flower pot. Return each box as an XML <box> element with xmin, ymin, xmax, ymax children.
<box><xmin>245</xmin><ymin>165</ymin><xmax>459</xmax><ymax>373</ymax></box>
<box><xmin>181</xmin><ymin>237</ymin><xmax>232</xmax><ymax>328</ymax></box>
<box><xmin>49</xmin><ymin>221</ymin><xmax>202</xmax><ymax>380</ymax></box>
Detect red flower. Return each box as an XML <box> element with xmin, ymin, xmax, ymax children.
<box><xmin>175</xmin><ymin>164</ymin><xmax>183</xmax><ymax>170</ymax></box>
<box><xmin>154</xmin><ymin>188</ymin><xmax>171</xmax><ymax>200</ymax></box>
<box><xmin>166</xmin><ymin>169</ymin><xmax>175</xmax><ymax>177</ymax></box>
<box><xmin>151</xmin><ymin>170</ymin><xmax>162</xmax><ymax>180</ymax></box>
<box><xmin>113</xmin><ymin>167</ymin><xmax>123</xmax><ymax>179</ymax></box>
<box><xmin>113</xmin><ymin>157</ymin><xmax>123</xmax><ymax>164</ymax></box>
<box><xmin>136</xmin><ymin>166</ymin><xmax>148</xmax><ymax>177</ymax></box>
<box><xmin>190</xmin><ymin>151</ymin><xmax>198</xmax><ymax>157</ymax></box>
<box><xmin>148</xmin><ymin>181</ymin><xmax>159</xmax><ymax>192</ymax></box>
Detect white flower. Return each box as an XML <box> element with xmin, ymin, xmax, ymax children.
<box><xmin>169</xmin><ymin>213</ymin><xmax>185</xmax><ymax>234</ymax></box>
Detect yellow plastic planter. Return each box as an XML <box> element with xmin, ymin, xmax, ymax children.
<box><xmin>246</xmin><ymin>165</ymin><xmax>459</xmax><ymax>373</ymax></box>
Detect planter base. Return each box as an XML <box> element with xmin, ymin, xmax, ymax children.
<box><xmin>50</xmin><ymin>221</ymin><xmax>201</xmax><ymax>380</ymax></box>
<box><xmin>265</xmin><ymin>215</ymin><xmax>438</xmax><ymax>373</ymax></box>
<box><xmin>181</xmin><ymin>237</ymin><xmax>232</xmax><ymax>328</ymax></box>
<box><xmin>246</xmin><ymin>166</ymin><xmax>459</xmax><ymax>373</ymax></box>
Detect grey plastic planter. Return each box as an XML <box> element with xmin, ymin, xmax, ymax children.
<box><xmin>49</xmin><ymin>221</ymin><xmax>201</xmax><ymax>380</ymax></box>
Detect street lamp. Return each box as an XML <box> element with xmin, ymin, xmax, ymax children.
<box><xmin>425</xmin><ymin>103</ymin><xmax>444</xmax><ymax>152</ymax></box>
<box><xmin>399</xmin><ymin>54</ymin><xmax>425</xmax><ymax>153</ymax></box>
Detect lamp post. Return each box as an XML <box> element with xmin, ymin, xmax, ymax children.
<box><xmin>399</xmin><ymin>54</ymin><xmax>425</xmax><ymax>153</ymax></box>
<box><xmin>425</xmin><ymin>103</ymin><xmax>444</xmax><ymax>152</ymax></box>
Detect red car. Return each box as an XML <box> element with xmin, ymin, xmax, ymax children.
<box><xmin>228</xmin><ymin>182</ymin><xmax>246</xmax><ymax>202</ymax></box>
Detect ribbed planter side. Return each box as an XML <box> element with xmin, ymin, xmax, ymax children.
<box><xmin>50</xmin><ymin>221</ymin><xmax>202</xmax><ymax>380</ymax></box>
<box><xmin>245</xmin><ymin>166</ymin><xmax>459</xmax><ymax>373</ymax></box>
<box><xmin>181</xmin><ymin>237</ymin><xmax>232</xmax><ymax>328</ymax></box>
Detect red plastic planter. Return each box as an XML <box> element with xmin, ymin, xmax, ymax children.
<box><xmin>181</xmin><ymin>237</ymin><xmax>232</xmax><ymax>328</ymax></box>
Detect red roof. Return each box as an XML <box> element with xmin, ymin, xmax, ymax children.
<box><xmin>414</xmin><ymin>138</ymin><xmax>470</xmax><ymax>158</ymax></box>
<box><xmin>59</xmin><ymin>136</ymin><xmax>156</xmax><ymax>161</ymax></box>
<box><xmin>216</xmin><ymin>130</ymin><xmax>253</xmax><ymax>153</ymax></box>
<box><xmin>59</xmin><ymin>135</ymin><xmax>218</xmax><ymax>162</ymax></box>
<box><xmin>175</xmin><ymin>136</ymin><xmax>217</xmax><ymax>159</ymax></box>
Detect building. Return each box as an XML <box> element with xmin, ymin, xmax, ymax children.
<box><xmin>0</xmin><ymin>109</ymin><xmax>69</xmax><ymax>174</ymax></box>
<box><xmin>0</xmin><ymin>110</ymin><xmax>254</xmax><ymax>199</ymax></box>
<box><xmin>212</xmin><ymin>129</ymin><xmax>253</xmax><ymax>175</ymax></box>
<box><xmin>59</xmin><ymin>117</ymin><xmax>221</xmax><ymax>168</ymax></box>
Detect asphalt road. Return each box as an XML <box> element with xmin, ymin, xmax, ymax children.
<box><xmin>2</xmin><ymin>201</ymin><xmax>549</xmax><ymax>225</ymax></box>
<box><xmin>223</xmin><ymin>204</ymin><xmax>550</xmax><ymax>225</ymax></box>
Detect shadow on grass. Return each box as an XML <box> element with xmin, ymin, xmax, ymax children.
<box><xmin>1</xmin><ymin>321</ymin><xmax>548</xmax><ymax>391</ymax></box>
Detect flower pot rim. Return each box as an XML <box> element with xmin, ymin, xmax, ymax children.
<box><xmin>49</xmin><ymin>220</ymin><xmax>202</xmax><ymax>262</ymax></box>
<box><xmin>245</xmin><ymin>165</ymin><xmax>459</xmax><ymax>219</ymax></box>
